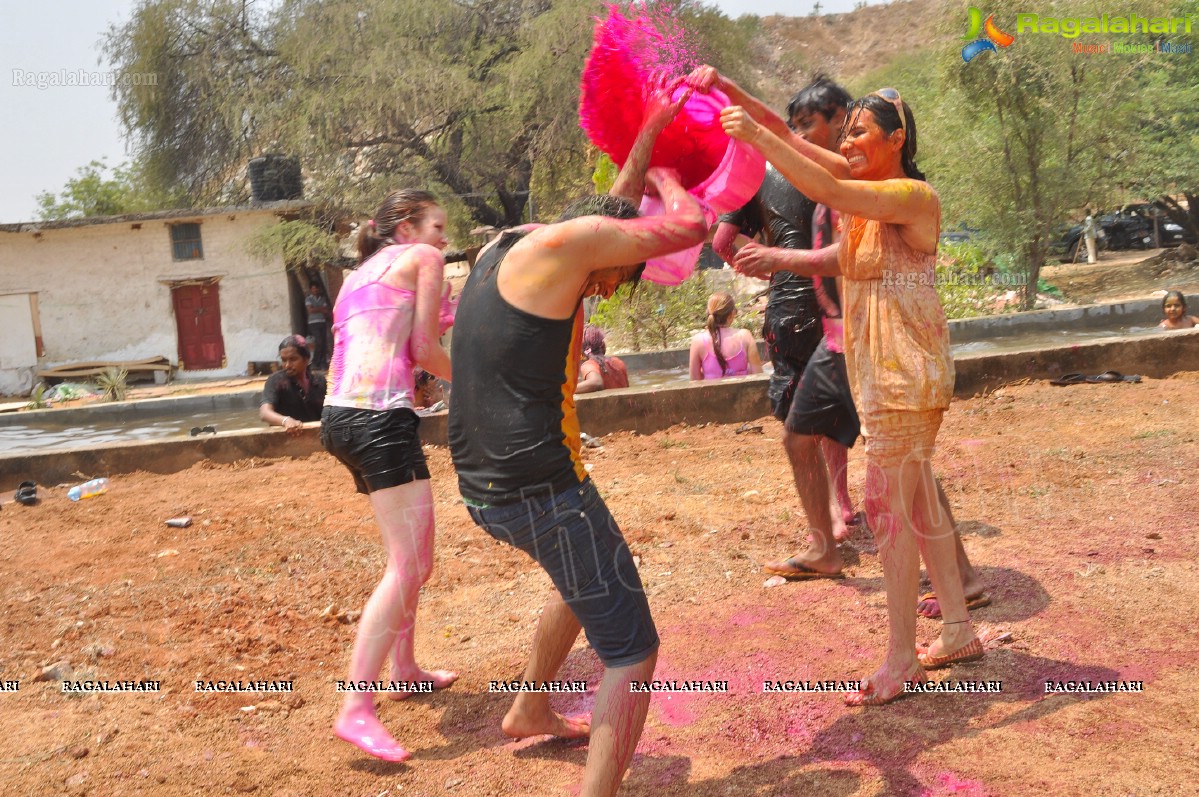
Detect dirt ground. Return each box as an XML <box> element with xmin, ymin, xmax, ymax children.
<box><xmin>3</xmin><ymin>365</ymin><xmax>1199</xmax><ymax>796</ymax></box>
<box><xmin>1041</xmin><ymin>247</ymin><xmax>1199</xmax><ymax>305</ymax></box>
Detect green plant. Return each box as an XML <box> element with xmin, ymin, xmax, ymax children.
<box><xmin>934</xmin><ymin>241</ymin><xmax>1017</xmax><ymax>319</ymax></box>
<box><xmin>1037</xmin><ymin>278</ymin><xmax>1063</xmax><ymax>299</ymax></box>
<box><xmin>247</xmin><ymin>220</ymin><xmax>339</xmax><ymax>273</ymax></box>
<box><xmin>95</xmin><ymin>367</ymin><xmax>129</xmax><ymax>403</ymax></box>
<box><xmin>25</xmin><ymin>383</ymin><xmax>50</xmax><ymax>410</ymax></box>
<box><xmin>592</xmin><ymin>271</ymin><xmax>714</xmax><ymax>352</ymax></box>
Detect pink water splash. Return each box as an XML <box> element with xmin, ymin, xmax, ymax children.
<box><xmin>579</xmin><ymin>5</ymin><xmax>738</xmax><ymax>191</ymax></box>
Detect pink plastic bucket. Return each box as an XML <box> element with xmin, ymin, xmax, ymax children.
<box><xmin>638</xmin><ymin>88</ymin><xmax>765</xmax><ymax>286</ymax></box>
<box><xmin>578</xmin><ymin>7</ymin><xmax>765</xmax><ymax>284</ymax></box>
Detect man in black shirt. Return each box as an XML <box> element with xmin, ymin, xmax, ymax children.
<box><xmin>713</xmin><ymin>77</ymin><xmax>857</xmax><ymax>574</ymax></box>
<box><xmin>448</xmin><ymin>90</ymin><xmax>707</xmax><ymax>797</ymax></box>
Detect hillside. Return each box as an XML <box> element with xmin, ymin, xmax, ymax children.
<box><xmin>741</xmin><ymin>0</ymin><xmax>949</xmax><ymax>106</ymax></box>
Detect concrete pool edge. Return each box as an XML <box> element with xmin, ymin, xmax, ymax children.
<box><xmin>3</xmin><ymin>329</ymin><xmax>1198</xmax><ymax>492</ymax></box>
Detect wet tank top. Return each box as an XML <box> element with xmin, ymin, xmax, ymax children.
<box><xmin>697</xmin><ymin>329</ymin><xmax>749</xmax><ymax>379</ymax></box>
<box><xmin>325</xmin><ymin>245</ymin><xmax>419</xmax><ymax>411</ymax></box>
<box><xmin>447</xmin><ymin>232</ymin><xmax>587</xmax><ymax>506</ymax></box>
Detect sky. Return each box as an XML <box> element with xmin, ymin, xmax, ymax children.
<box><xmin>0</xmin><ymin>0</ymin><xmax>891</xmax><ymax>224</ymax></box>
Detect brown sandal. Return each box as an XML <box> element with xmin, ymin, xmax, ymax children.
<box><xmin>917</xmin><ymin>636</ymin><xmax>984</xmax><ymax>670</ymax></box>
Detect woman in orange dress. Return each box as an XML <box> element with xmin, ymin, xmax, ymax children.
<box><xmin>688</xmin><ymin>67</ymin><xmax>981</xmax><ymax>705</ymax></box>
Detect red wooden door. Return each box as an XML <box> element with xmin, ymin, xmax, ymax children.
<box><xmin>171</xmin><ymin>282</ymin><xmax>226</xmax><ymax>370</ymax></box>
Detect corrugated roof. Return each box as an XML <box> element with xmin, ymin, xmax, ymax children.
<box><xmin>0</xmin><ymin>200</ymin><xmax>314</xmax><ymax>233</ymax></box>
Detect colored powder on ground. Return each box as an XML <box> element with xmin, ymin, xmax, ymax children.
<box><xmin>921</xmin><ymin>772</ymin><xmax>988</xmax><ymax>796</ymax></box>
<box><xmin>579</xmin><ymin>5</ymin><xmax>726</xmax><ymax>190</ymax></box>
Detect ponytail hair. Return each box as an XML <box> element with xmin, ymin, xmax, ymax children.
<box><xmin>356</xmin><ymin>189</ymin><xmax>439</xmax><ymax>264</ymax></box>
<box><xmin>705</xmin><ymin>292</ymin><xmax>737</xmax><ymax>376</ymax></box>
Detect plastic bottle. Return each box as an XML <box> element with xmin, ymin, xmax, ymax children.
<box><xmin>67</xmin><ymin>478</ymin><xmax>109</xmax><ymax>502</ymax></box>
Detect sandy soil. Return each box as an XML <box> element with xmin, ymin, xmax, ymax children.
<box><xmin>3</xmin><ymin>368</ymin><xmax>1198</xmax><ymax>796</ymax></box>
<box><xmin>1041</xmin><ymin>247</ymin><xmax>1199</xmax><ymax>305</ymax></box>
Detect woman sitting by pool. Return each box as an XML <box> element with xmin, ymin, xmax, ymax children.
<box><xmin>576</xmin><ymin>324</ymin><xmax>629</xmax><ymax>394</ymax></box>
<box><xmin>687</xmin><ymin>66</ymin><xmax>980</xmax><ymax>705</ymax></box>
<box><xmin>259</xmin><ymin>334</ymin><xmax>326</xmax><ymax>435</ymax></box>
<box><xmin>689</xmin><ymin>292</ymin><xmax>762</xmax><ymax>380</ymax></box>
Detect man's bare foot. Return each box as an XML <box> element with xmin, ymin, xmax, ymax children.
<box><xmin>334</xmin><ymin>705</ymin><xmax>411</xmax><ymax>762</ymax></box>
<box><xmin>386</xmin><ymin>668</ymin><xmax>459</xmax><ymax>701</ymax></box>
<box><xmin>501</xmin><ymin>706</ymin><xmax>591</xmax><ymax>740</ymax></box>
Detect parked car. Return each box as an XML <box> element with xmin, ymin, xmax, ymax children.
<box><xmin>939</xmin><ymin>223</ymin><xmax>982</xmax><ymax>245</ymax></box>
<box><xmin>1158</xmin><ymin>215</ymin><xmax>1197</xmax><ymax>247</ymax></box>
<box><xmin>1051</xmin><ymin>205</ymin><xmax>1157</xmax><ymax>263</ymax></box>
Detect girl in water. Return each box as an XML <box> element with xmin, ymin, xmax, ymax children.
<box><xmin>321</xmin><ymin>190</ymin><xmax>457</xmax><ymax>761</ymax></box>
<box><xmin>688</xmin><ymin>67</ymin><xmax>980</xmax><ymax>705</ymax></box>
<box><xmin>689</xmin><ymin>292</ymin><xmax>762</xmax><ymax>380</ymax></box>
<box><xmin>1159</xmin><ymin>290</ymin><xmax>1199</xmax><ymax>329</ymax></box>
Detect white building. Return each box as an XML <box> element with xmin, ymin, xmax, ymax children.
<box><xmin>0</xmin><ymin>201</ymin><xmax>312</xmax><ymax>395</ymax></box>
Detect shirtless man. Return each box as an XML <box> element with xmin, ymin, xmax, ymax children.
<box><xmin>447</xmin><ymin>91</ymin><xmax>707</xmax><ymax>796</ymax></box>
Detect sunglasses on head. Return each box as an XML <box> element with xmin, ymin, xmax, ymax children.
<box><xmin>870</xmin><ymin>87</ymin><xmax>906</xmax><ymax>135</ymax></box>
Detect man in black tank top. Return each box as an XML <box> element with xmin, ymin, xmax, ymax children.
<box><xmin>448</xmin><ymin>90</ymin><xmax>708</xmax><ymax>797</ymax></box>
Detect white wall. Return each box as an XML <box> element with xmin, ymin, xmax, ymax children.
<box><xmin>0</xmin><ymin>210</ymin><xmax>293</xmax><ymax>393</ymax></box>
<box><xmin>0</xmin><ymin>293</ymin><xmax>38</xmax><ymax>395</ymax></box>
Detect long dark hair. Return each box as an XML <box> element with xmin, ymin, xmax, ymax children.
<box><xmin>582</xmin><ymin>324</ymin><xmax>610</xmax><ymax>373</ymax></box>
<box><xmin>842</xmin><ymin>94</ymin><xmax>926</xmax><ymax>181</ymax></box>
<box><xmin>705</xmin><ymin>292</ymin><xmax>736</xmax><ymax>376</ymax></box>
<box><xmin>356</xmin><ymin>189</ymin><xmax>439</xmax><ymax>264</ymax></box>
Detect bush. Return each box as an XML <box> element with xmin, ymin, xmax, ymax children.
<box><xmin>935</xmin><ymin>241</ymin><xmax>1026</xmax><ymax>318</ymax></box>
<box><xmin>95</xmin><ymin>367</ymin><xmax>129</xmax><ymax>403</ymax></box>
<box><xmin>591</xmin><ymin>270</ymin><xmax>764</xmax><ymax>352</ymax></box>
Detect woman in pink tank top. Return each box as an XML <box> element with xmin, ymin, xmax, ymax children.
<box><xmin>689</xmin><ymin>291</ymin><xmax>762</xmax><ymax>380</ymax></box>
<box><xmin>321</xmin><ymin>190</ymin><xmax>458</xmax><ymax>763</ymax></box>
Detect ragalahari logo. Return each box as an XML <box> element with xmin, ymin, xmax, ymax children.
<box><xmin>962</xmin><ymin>7</ymin><xmax>1016</xmax><ymax>62</ymax></box>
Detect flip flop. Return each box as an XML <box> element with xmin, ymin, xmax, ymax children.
<box><xmin>917</xmin><ymin>636</ymin><xmax>984</xmax><ymax>670</ymax></box>
<box><xmin>15</xmin><ymin>480</ymin><xmax>38</xmax><ymax>506</ymax></box>
<box><xmin>762</xmin><ymin>558</ymin><xmax>845</xmax><ymax>580</ymax></box>
<box><xmin>1050</xmin><ymin>371</ymin><xmax>1142</xmax><ymax>386</ymax></box>
<box><xmin>1088</xmin><ymin>371</ymin><xmax>1141</xmax><ymax>383</ymax></box>
<box><xmin>916</xmin><ymin>591</ymin><xmax>992</xmax><ymax>619</ymax></box>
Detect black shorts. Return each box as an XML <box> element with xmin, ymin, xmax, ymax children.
<box><xmin>762</xmin><ymin>308</ymin><xmax>822</xmax><ymax>421</ymax></box>
<box><xmin>320</xmin><ymin>406</ymin><xmax>430</xmax><ymax>494</ymax></box>
<box><xmin>785</xmin><ymin>339</ymin><xmax>861</xmax><ymax>447</ymax></box>
<box><xmin>466</xmin><ymin>479</ymin><xmax>659</xmax><ymax>669</ymax></box>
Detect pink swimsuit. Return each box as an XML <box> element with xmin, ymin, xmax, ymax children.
<box><xmin>697</xmin><ymin>329</ymin><xmax>749</xmax><ymax>379</ymax></box>
<box><xmin>326</xmin><ymin>245</ymin><xmax>420</xmax><ymax>411</ymax></box>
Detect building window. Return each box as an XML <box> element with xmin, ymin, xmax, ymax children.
<box><xmin>170</xmin><ymin>223</ymin><xmax>204</xmax><ymax>260</ymax></box>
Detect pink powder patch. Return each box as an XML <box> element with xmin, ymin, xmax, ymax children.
<box><xmin>728</xmin><ymin>609</ymin><xmax>765</xmax><ymax>627</ymax></box>
<box><xmin>920</xmin><ymin>772</ymin><xmax>989</xmax><ymax>797</ymax></box>
<box><xmin>653</xmin><ymin>691</ymin><xmax>699</xmax><ymax>727</ymax></box>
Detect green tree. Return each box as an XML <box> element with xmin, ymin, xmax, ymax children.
<box><xmin>246</xmin><ymin>219</ymin><xmax>340</xmax><ymax>274</ymax></box>
<box><xmin>927</xmin><ymin>0</ymin><xmax>1153</xmax><ymax>308</ymax></box>
<box><xmin>592</xmin><ymin>271</ymin><xmax>714</xmax><ymax>352</ymax></box>
<box><xmin>105</xmin><ymin>0</ymin><xmax>755</xmax><ymax>235</ymax></box>
<box><xmin>1122</xmin><ymin>0</ymin><xmax>1199</xmax><ymax>240</ymax></box>
<box><xmin>35</xmin><ymin>158</ymin><xmax>176</xmax><ymax>220</ymax></box>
